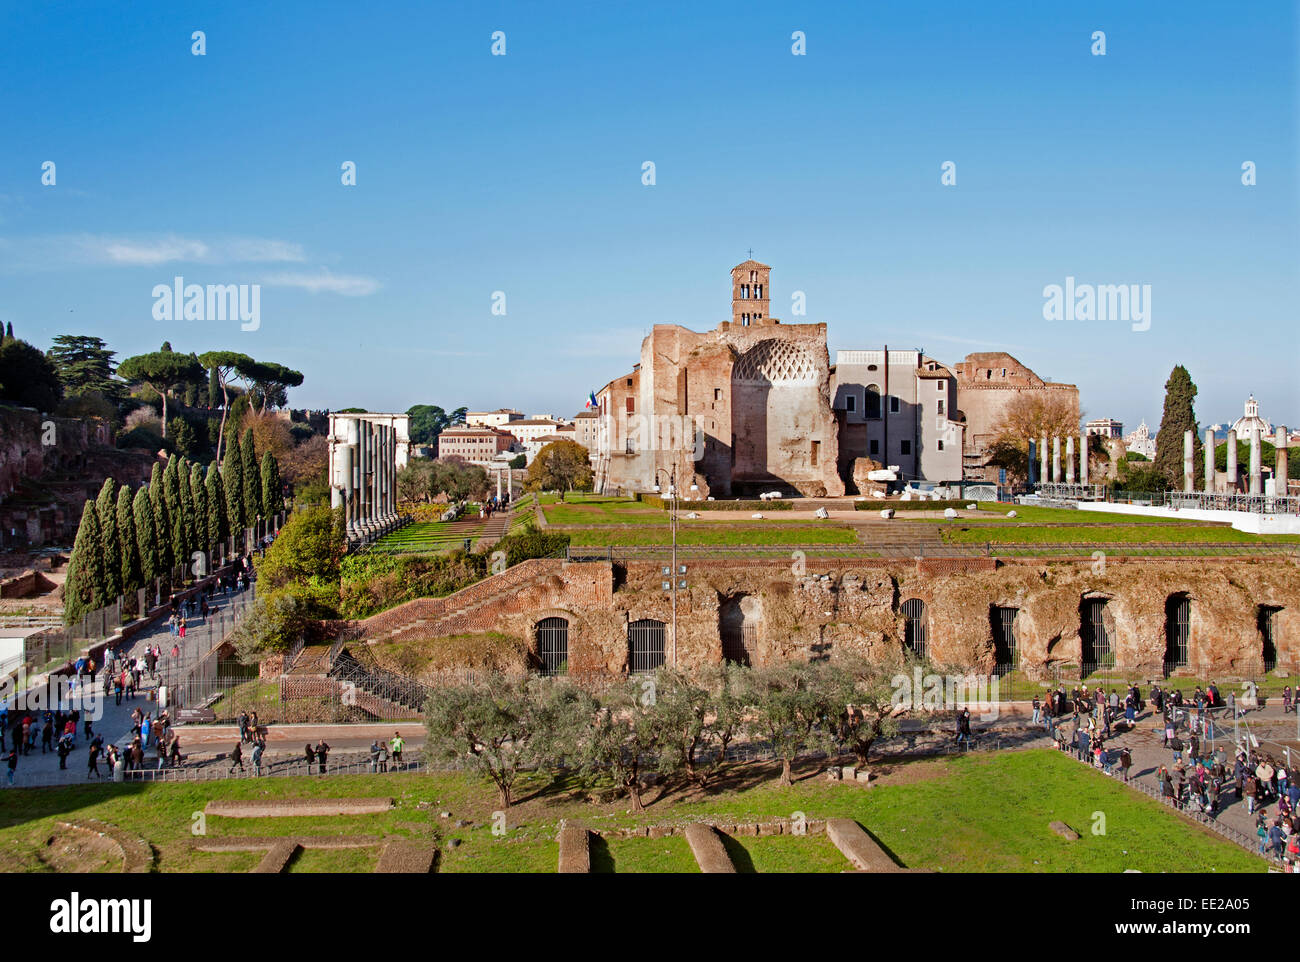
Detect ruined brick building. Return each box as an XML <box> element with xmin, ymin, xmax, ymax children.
<box><xmin>595</xmin><ymin>261</ymin><xmax>845</xmax><ymax>497</ymax></box>
<box><xmin>593</xmin><ymin>262</ymin><xmax>1079</xmax><ymax>495</ymax></box>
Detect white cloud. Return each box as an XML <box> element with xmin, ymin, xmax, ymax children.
<box><xmin>0</xmin><ymin>233</ymin><xmax>307</xmax><ymax>269</ymax></box>
<box><xmin>261</xmin><ymin>269</ymin><xmax>380</xmax><ymax>296</ymax></box>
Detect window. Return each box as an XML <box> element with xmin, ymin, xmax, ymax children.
<box><xmin>889</xmin><ymin>396</ymin><xmax>900</xmax><ymax>414</ymax></box>
<box><xmin>810</xmin><ymin>440</ymin><xmax>819</xmax><ymax>466</ymax></box>
<box><xmin>869</xmin><ymin>439</ymin><xmax>879</xmax><ymax>456</ymax></box>
<box><xmin>902</xmin><ymin>599</ymin><xmax>928</xmax><ymax>658</ymax></box>
<box><xmin>536</xmin><ymin>617</ymin><xmax>568</xmax><ymax>676</ymax></box>
<box><xmin>1259</xmin><ymin>606</ymin><xmax>1282</xmax><ymax>671</ymax></box>
<box><xmin>937</xmin><ymin>399</ymin><xmax>944</xmax><ymax>415</ymax></box>
<box><xmin>628</xmin><ymin>619</ymin><xmax>665</xmax><ymax>673</ymax></box>
<box><xmin>740</xmin><ymin>284</ymin><xmax>749</xmax><ymax>298</ymax></box>
<box><xmin>713</xmin><ymin>388</ymin><xmax>722</xmax><ymax>401</ymax></box>
<box><xmin>992</xmin><ymin>607</ymin><xmax>1019</xmax><ymax>667</ymax></box>
<box><xmin>1164</xmin><ymin>594</ymin><xmax>1190</xmax><ymax>673</ymax></box>
<box><xmin>756</xmin><ymin>285</ymin><xmax>763</xmax><ymax>298</ymax></box>
<box><xmin>845</xmin><ymin>394</ymin><xmax>856</xmax><ymax>413</ymax></box>
<box><xmin>900</xmin><ymin>440</ymin><xmax>911</xmax><ymax>455</ymax></box>
<box><xmin>937</xmin><ymin>381</ymin><xmax>944</xmax><ymax>392</ymax></box>
<box><xmin>865</xmin><ymin>385</ymin><xmax>881</xmax><ymax>419</ymax></box>
<box><xmin>626</xmin><ymin>397</ymin><xmax>634</xmax><ymax>414</ymax></box>
<box><xmin>937</xmin><ymin>440</ymin><xmax>944</xmax><ymax>451</ymax></box>
<box><xmin>1001</xmin><ymin>368</ymin><xmax>1007</xmax><ymax>377</ymax></box>
<box><xmin>1080</xmin><ymin>598</ymin><xmax>1114</xmax><ymax>670</ymax></box>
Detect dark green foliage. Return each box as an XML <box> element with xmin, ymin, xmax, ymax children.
<box><xmin>63</xmin><ymin>500</ymin><xmax>108</xmax><ymax>625</ymax></box>
<box><xmin>149</xmin><ymin>463</ymin><xmax>174</xmax><ymax>573</ymax></box>
<box><xmin>116</xmin><ymin>485</ymin><xmax>142</xmax><ymax>596</ymax></box>
<box><xmin>261</xmin><ymin>451</ymin><xmax>282</xmax><ymax>519</ymax></box>
<box><xmin>241</xmin><ymin>428</ymin><xmax>261</xmax><ymax>522</ymax></box>
<box><xmin>164</xmin><ymin>456</ymin><xmax>188</xmax><ymax>570</ymax></box>
<box><xmin>46</xmin><ymin>335</ymin><xmax>120</xmax><ymax>400</ymax></box>
<box><xmin>1153</xmin><ymin>366</ymin><xmax>1201</xmax><ymax>486</ymax></box>
<box><xmin>205</xmin><ymin>463</ymin><xmax>228</xmax><ymax>547</ymax></box>
<box><xmin>0</xmin><ymin>335</ymin><xmax>63</xmax><ymax>411</ymax></box>
<box><xmin>406</xmin><ymin>404</ymin><xmax>467</xmax><ymax>444</ymax></box>
<box><xmin>117</xmin><ymin>350</ymin><xmax>204</xmax><ymax>438</ymax></box>
<box><xmin>95</xmin><ymin>478</ymin><xmax>122</xmax><ymax>601</ymax></box>
<box><xmin>190</xmin><ymin>462</ymin><xmax>208</xmax><ymax>553</ymax></box>
<box><xmin>223</xmin><ymin>434</ymin><xmax>245</xmax><ymax>535</ymax></box>
<box><xmin>132</xmin><ymin>485</ymin><xmax>160</xmax><ymax>586</ymax></box>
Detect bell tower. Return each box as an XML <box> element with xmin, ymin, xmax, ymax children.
<box><xmin>731</xmin><ymin>258</ymin><xmax>770</xmax><ymax>327</ymax></box>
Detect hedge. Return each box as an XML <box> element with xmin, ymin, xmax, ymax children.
<box><xmin>854</xmin><ymin>499</ymin><xmax>994</xmax><ymax>511</ymax></box>
<box><xmin>659</xmin><ymin>499</ymin><xmax>793</xmax><ymax>511</ymax></box>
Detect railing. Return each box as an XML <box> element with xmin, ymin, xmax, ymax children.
<box><xmin>328</xmin><ymin>655</ymin><xmax>431</xmax><ymax>713</ymax></box>
<box><xmin>566</xmin><ymin>542</ymin><xmax>1300</xmax><ymax>563</ymax></box>
<box><xmin>1058</xmin><ymin>745</ymin><xmax>1265</xmax><ymax>860</ymax></box>
<box><xmin>1108</xmin><ymin>491</ymin><xmax>1300</xmax><ymax>515</ymax></box>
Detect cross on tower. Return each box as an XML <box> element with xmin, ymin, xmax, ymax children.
<box><xmin>747</xmin><ymin>248</ymin><xmax>754</xmax><ymax>259</ymax></box>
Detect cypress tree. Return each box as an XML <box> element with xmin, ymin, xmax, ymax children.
<box><xmin>96</xmin><ymin>478</ymin><xmax>122</xmax><ymax>601</ymax></box>
<box><xmin>223</xmin><ymin>433</ymin><xmax>245</xmax><ymax>535</ymax></box>
<box><xmin>133</xmin><ymin>485</ymin><xmax>160</xmax><ymax>587</ymax></box>
<box><xmin>177</xmin><ymin>456</ymin><xmax>197</xmax><ymax>558</ymax></box>
<box><xmin>63</xmin><ymin>500</ymin><xmax>108</xmax><ymax>626</ymax></box>
<box><xmin>241</xmin><ymin>427</ymin><xmax>261</xmax><ymax>523</ymax></box>
<box><xmin>149</xmin><ymin>463</ymin><xmax>174</xmax><ymax>574</ymax></box>
<box><xmin>116</xmin><ymin>485</ymin><xmax>142</xmax><ymax>597</ymax></box>
<box><xmin>261</xmin><ymin>451</ymin><xmax>282</xmax><ymax>520</ymax></box>
<box><xmin>206</xmin><ymin>462</ymin><xmax>228</xmax><ymax>546</ymax></box>
<box><xmin>1154</xmin><ymin>365</ymin><xmax>1202</xmax><ymax>486</ymax></box>
<box><xmin>190</xmin><ymin>461</ymin><xmax>208</xmax><ymax>554</ymax></box>
<box><xmin>164</xmin><ymin>456</ymin><xmax>187</xmax><ymax>571</ymax></box>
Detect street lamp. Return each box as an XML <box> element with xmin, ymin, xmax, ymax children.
<box><xmin>655</xmin><ymin>469</ymin><xmax>686</xmax><ymax>665</ymax></box>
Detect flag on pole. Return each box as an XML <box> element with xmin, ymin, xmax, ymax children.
<box><xmin>586</xmin><ymin>391</ymin><xmax>597</xmax><ymax>410</ymax></box>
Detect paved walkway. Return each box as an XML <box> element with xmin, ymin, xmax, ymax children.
<box><xmin>2</xmin><ymin>582</ymin><xmax>257</xmax><ymax>789</ymax></box>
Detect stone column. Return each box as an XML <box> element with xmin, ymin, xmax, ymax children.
<box><xmin>1277</xmin><ymin>427</ymin><xmax>1289</xmax><ymax>498</ymax></box>
<box><xmin>1052</xmin><ymin>436</ymin><xmax>1061</xmax><ymax>483</ymax></box>
<box><xmin>346</xmin><ymin>418</ymin><xmax>359</xmax><ymax>530</ymax></box>
<box><xmin>1183</xmin><ymin>429</ymin><xmax>1194</xmax><ymax>493</ymax></box>
<box><xmin>1028</xmin><ymin>438</ymin><xmax>1037</xmax><ymax>485</ymax></box>
<box><xmin>1080</xmin><ymin>437</ymin><xmax>1089</xmax><ymax>487</ymax></box>
<box><xmin>1226</xmin><ymin>429</ymin><xmax>1238</xmax><ymax>490</ymax></box>
<box><xmin>1040</xmin><ymin>436</ymin><xmax>1049</xmax><ymax>486</ymax></box>
<box><xmin>1250</xmin><ymin>431</ymin><xmax>1262</xmax><ymax>495</ymax></box>
<box><xmin>1204</xmin><ymin>428</ymin><xmax>1215</xmax><ymax>492</ymax></box>
<box><xmin>1065</xmin><ymin>436</ymin><xmax>1075</xmax><ymax>484</ymax></box>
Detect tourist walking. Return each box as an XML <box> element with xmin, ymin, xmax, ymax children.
<box><xmin>229</xmin><ymin>742</ymin><xmax>244</xmax><ymax>774</ymax></box>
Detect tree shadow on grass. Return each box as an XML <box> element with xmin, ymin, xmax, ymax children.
<box><xmin>589</xmin><ymin>833</ymin><xmax>615</xmax><ymax>873</ymax></box>
<box><xmin>717</xmin><ymin>831</ymin><xmax>757</xmax><ymax>873</ymax></box>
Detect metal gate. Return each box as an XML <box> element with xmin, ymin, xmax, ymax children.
<box><xmin>721</xmin><ymin>626</ymin><xmax>756</xmax><ymax>666</ymax></box>
<box><xmin>536</xmin><ymin>617</ymin><xmax>569</xmax><ymax>676</ymax></box>
<box><xmin>1080</xmin><ymin>598</ymin><xmax>1114</xmax><ymax>672</ymax></box>
<box><xmin>628</xmin><ymin>619</ymin><xmax>665</xmax><ymax>673</ymax></box>
<box><xmin>1259</xmin><ymin>606</ymin><xmax>1281</xmax><ymax>672</ymax></box>
<box><xmin>992</xmin><ymin>606</ymin><xmax>1019</xmax><ymax>667</ymax></box>
<box><xmin>902</xmin><ymin>599</ymin><xmax>928</xmax><ymax>659</ymax></box>
<box><xmin>1164</xmin><ymin>594</ymin><xmax>1190</xmax><ymax>673</ymax></box>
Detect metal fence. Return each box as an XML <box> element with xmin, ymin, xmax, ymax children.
<box><xmin>566</xmin><ymin>542</ymin><xmax>1300</xmax><ymax>563</ymax></box>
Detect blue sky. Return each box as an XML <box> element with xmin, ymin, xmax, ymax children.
<box><xmin>1</xmin><ymin>0</ymin><xmax>1296</xmax><ymax>433</ymax></box>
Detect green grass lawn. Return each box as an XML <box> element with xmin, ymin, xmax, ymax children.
<box><xmin>0</xmin><ymin>749</ymin><xmax>1262</xmax><ymax>873</ymax></box>
<box><xmin>721</xmin><ymin>833</ymin><xmax>850</xmax><ymax>873</ymax></box>
<box><xmin>544</xmin><ymin>497</ymin><xmax>669</xmax><ymax>525</ymax></box>
<box><xmin>287</xmin><ymin>845</ymin><xmax>381</xmax><ymax>873</ymax></box>
<box><xmin>942</xmin><ymin>523</ymin><xmax>1300</xmax><ymax>545</ymax></box>
<box><xmin>593</xmin><ymin>835</ymin><xmax>700</xmax><ymax>873</ymax></box>
<box><xmin>910</xmin><ymin>503</ymin><xmax>1189</xmax><ymax>524</ymax></box>
<box><xmin>565</xmin><ymin>524</ymin><xmax>859</xmax><ymax>546</ymax></box>
<box><xmin>368</xmin><ymin>520</ymin><xmax>486</xmax><ymax>554</ymax></box>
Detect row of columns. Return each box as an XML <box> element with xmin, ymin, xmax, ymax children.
<box><xmin>1031</xmin><ymin>435</ymin><xmax>1090</xmax><ymax>486</ymax></box>
<box><xmin>331</xmin><ymin>415</ymin><xmax>401</xmax><ymax>540</ymax></box>
<box><xmin>1189</xmin><ymin>425</ymin><xmax>1288</xmax><ymax>495</ymax></box>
